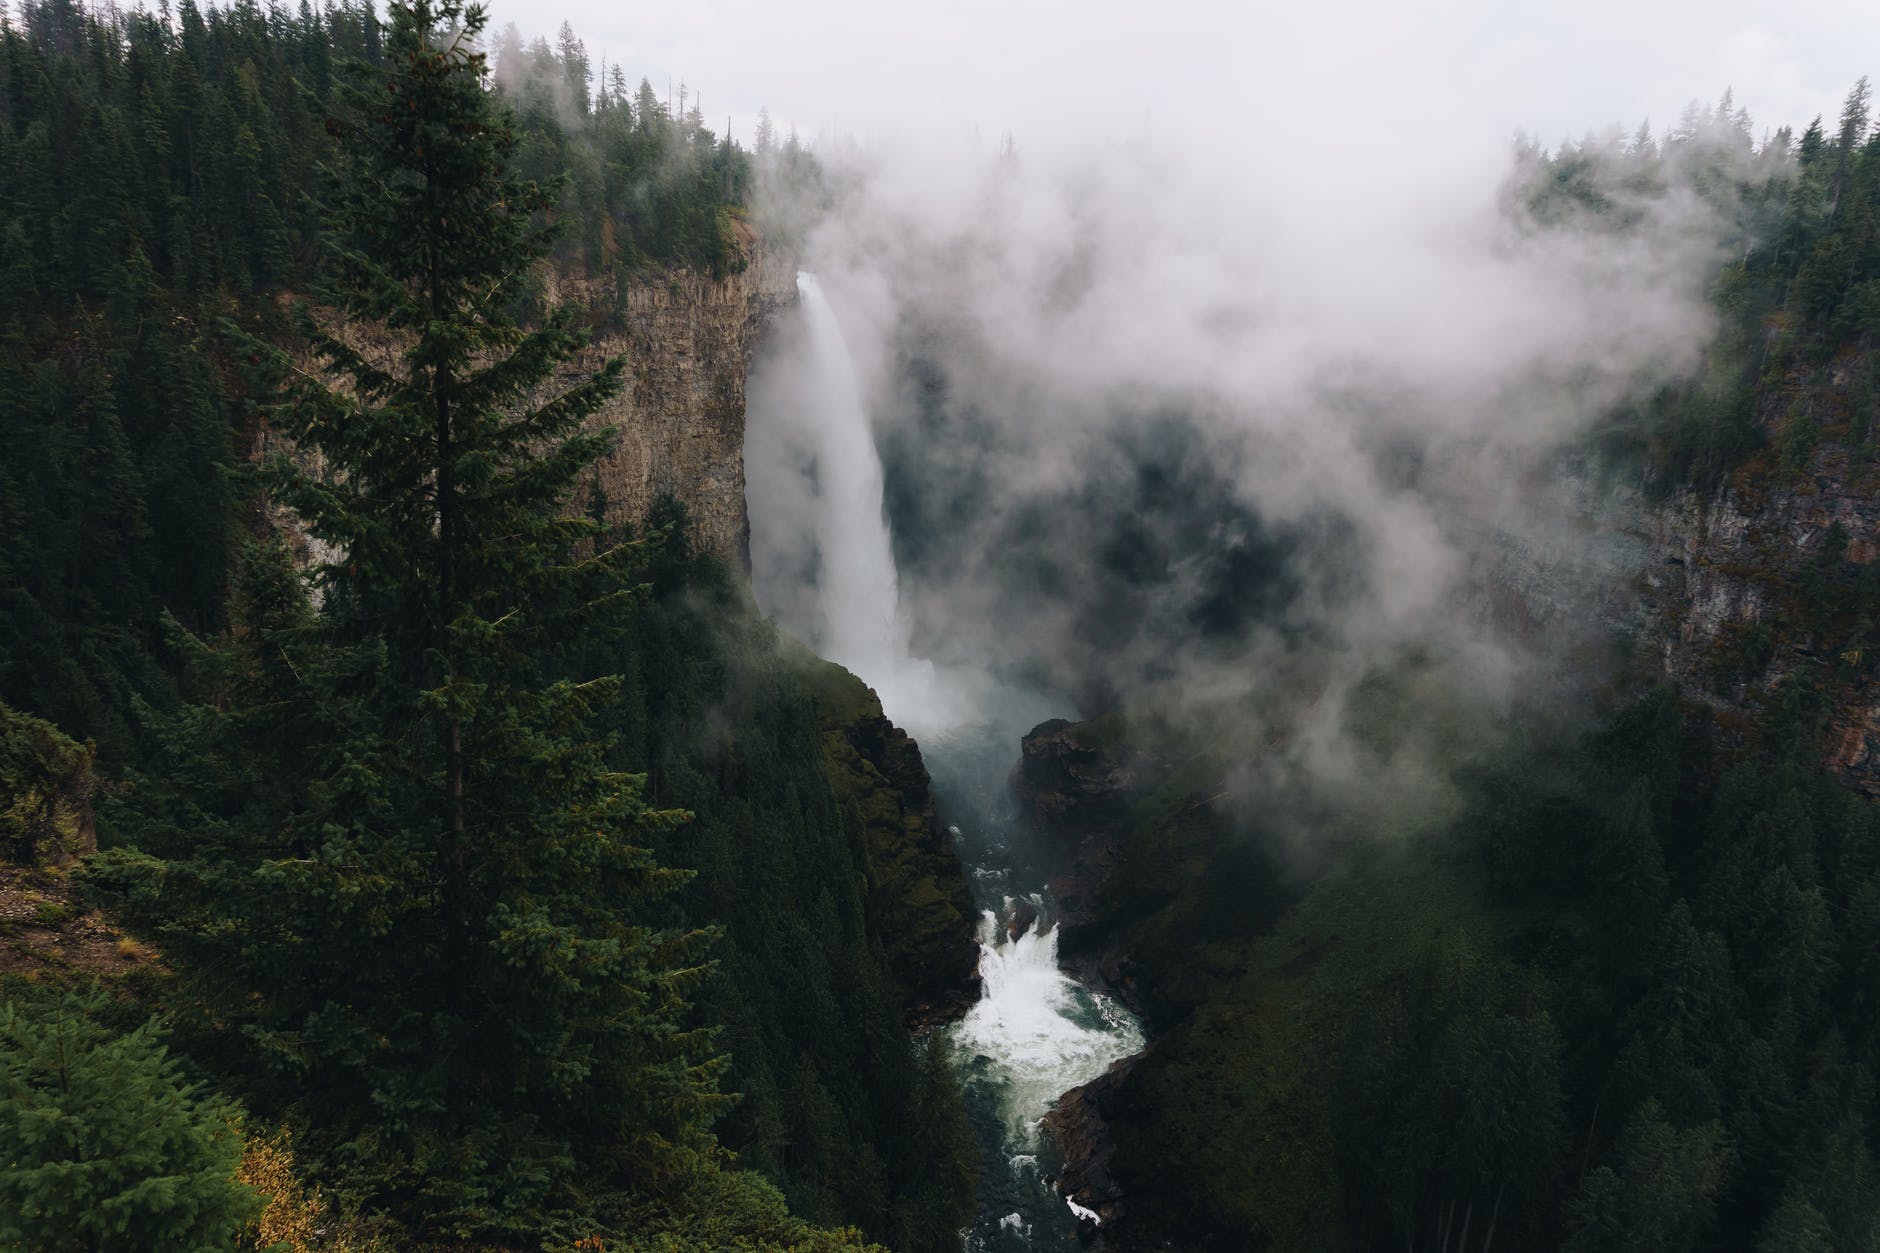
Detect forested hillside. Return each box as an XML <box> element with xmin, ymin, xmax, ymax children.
<box><xmin>0</xmin><ymin>1</ymin><xmax>973</xmax><ymax>1249</ymax></box>
<box><xmin>12</xmin><ymin>0</ymin><xmax>1880</xmax><ymax>1247</ymax></box>
<box><xmin>0</xmin><ymin>0</ymin><xmax>765</xmax><ymax>760</ymax></box>
<box><xmin>1034</xmin><ymin>86</ymin><xmax>1880</xmax><ymax>1253</ymax></box>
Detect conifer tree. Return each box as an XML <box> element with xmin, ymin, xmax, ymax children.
<box><xmin>98</xmin><ymin>0</ymin><xmax>724</xmax><ymax>1235</ymax></box>
<box><xmin>0</xmin><ymin>989</ymin><xmax>260</xmax><ymax>1252</ymax></box>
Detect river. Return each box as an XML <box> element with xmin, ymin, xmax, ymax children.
<box><xmin>923</xmin><ymin>711</ymin><xmax>1142</xmax><ymax>1251</ymax></box>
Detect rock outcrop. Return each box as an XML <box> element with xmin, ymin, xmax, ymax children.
<box><xmin>1042</xmin><ymin>1061</ymin><xmax>1138</xmax><ymax>1245</ymax></box>
<box><xmin>1640</xmin><ymin>443</ymin><xmax>1880</xmax><ymax>793</ymax></box>
<box><xmin>1012</xmin><ymin>717</ymin><xmax>1152</xmax><ymax>973</ymax></box>
<box><xmin>1543</xmin><ymin>348</ymin><xmax>1878</xmax><ymax>797</ymax></box>
<box><xmin>1447</xmin><ymin>404</ymin><xmax>1880</xmax><ymax>796</ymax></box>
<box><xmin>807</xmin><ymin>659</ymin><xmax>981</xmax><ymax>1026</ymax></box>
<box><xmin>1013</xmin><ymin>717</ymin><xmax>1142</xmax><ymax>838</ymax></box>
<box><xmin>547</xmin><ymin>221</ymin><xmax>797</xmax><ymax>567</ymax></box>
<box><xmin>259</xmin><ymin>222</ymin><xmax>796</xmax><ymax>572</ymax></box>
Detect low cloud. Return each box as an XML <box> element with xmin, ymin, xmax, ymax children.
<box><xmin>746</xmin><ymin>82</ymin><xmax>1791</xmax><ymax>839</ymax></box>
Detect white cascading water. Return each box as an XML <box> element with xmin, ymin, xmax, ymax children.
<box><xmin>793</xmin><ymin>273</ymin><xmax>905</xmax><ymax>688</ymax></box>
<box><xmin>792</xmin><ymin>274</ymin><xmax>958</xmax><ymax>732</ymax></box>
<box><xmin>951</xmin><ymin>901</ymin><xmax>1144</xmax><ymax>1142</ymax></box>
<box><xmin>756</xmin><ymin>274</ymin><xmax>1143</xmax><ymax>1249</ymax></box>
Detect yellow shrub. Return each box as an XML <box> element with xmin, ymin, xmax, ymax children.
<box><xmin>238</xmin><ymin>1127</ymin><xmax>380</xmax><ymax>1253</ymax></box>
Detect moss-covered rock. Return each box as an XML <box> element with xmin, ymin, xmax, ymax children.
<box><xmin>592</xmin><ymin>564</ymin><xmax>981</xmax><ymax>1247</ymax></box>
<box><xmin>0</xmin><ymin>700</ymin><xmax>95</xmax><ymax>867</ymax></box>
<box><xmin>1012</xmin><ymin>712</ymin><xmax>1309</xmax><ymax>1247</ymax></box>
<box><xmin>1013</xmin><ymin>714</ymin><xmax>1290</xmax><ymax>1026</ymax></box>
<box><xmin>796</xmin><ymin>654</ymin><xmax>979</xmax><ymax>1026</ymax></box>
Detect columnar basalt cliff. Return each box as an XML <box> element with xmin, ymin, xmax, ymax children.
<box><xmin>548</xmin><ymin>221</ymin><xmax>798</xmax><ymax>567</ymax></box>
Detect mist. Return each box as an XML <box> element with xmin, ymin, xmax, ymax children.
<box><xmin>742</xmin><ymin>75</ymin><xmax>1799</xmax><ymax>836</ymax></box>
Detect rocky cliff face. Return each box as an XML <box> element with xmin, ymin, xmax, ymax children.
<box><xmin>1444</xmin><ymin>403</ymin><xmax>1880</xmax><ymax>797</ymax></box>
<box><xmin>1640</xmin><ymin>446</ymin><xmax>1880</xmax><ymax>792</ymax></box>
<box><xmin>1014</xmin><ymin>718</ymin><xmax>1143</xmax><ymax>837</ymax></box>
<box><xmin>1012</xmin><ymin>716</ymin><xmax>1154</xmax><ymax>978</ymax></box>
<box><xmin>261</xmin><ymin>223</ymin><xmax>796</xmax><ymax>570</ymax></box>
<box><xmin>1041</xmin><ymin>1060</ymin><xmax>1135</xmax><ymax>1242</ymax></box>
<box><xmin>548</xmin><ymin>222</ymin><xmax>797</xmax><ymax>567</ymax></box>
<box><xmin>1588</xmin><ymin>348</ymin><xmax>1880</xmax><ymax>797</ymax></box>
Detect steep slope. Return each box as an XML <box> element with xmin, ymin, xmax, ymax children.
<box><xmin>1639</xmin><ymin>358</ymin><xmax>1880</xmax><ymax>793</ymax></box>
<box><xmin>582</xmin><ymin>548</ymin><xmax>980</xmax><ymax>1248</ymax></box>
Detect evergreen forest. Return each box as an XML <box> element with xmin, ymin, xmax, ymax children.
<box><xmin>0</xmin><ymin>0</ymin><xmax>971</xmax><ymax>1248</ymax></box>
<box><xmin>1026</xmin><ymin>84</ymin><xmax>1880</xmax><ymax>1252</ymax></box>
<box><xmin>7</xmin><ymin>1</ymin><xmax>1880</xmax><ymax>1251</ymax></box>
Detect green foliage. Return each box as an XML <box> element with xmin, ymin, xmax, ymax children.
<box><xmin>493</xmin><ymin>22</ymin><xmax>751</xmax><ymax>278</ymax></box>
<box><xmin>1074</xmin><ymin>685</ymin><xmax>1880</xmax><ymax>1251</ymax></box>
<box><xmin>559</xmin><ymin>530</ymin><xmax>979</xmax><ymax>1250</ymax></box>
<box><xmin>1061</xmin><ymin>731</ymin><xmax>1291</xmax><ymax>1024</ymax></box>
<box><xmin>1518</xmin><ymin>81</ymin><xmax>1880</xmax><ymax>491</ymax></box>
<box><xmin>0</xmin><ymin>0</ymin><xmax>752</xmax><ymax>762</ymax></box>
<box><xmin>1564</xmin><ymin>1102</ymin><xmax>1730</xmax><ymax>1253</ymax></box>
<box><xmin>0</xmin><ymin>699</ymin><xmax>91</xmax><ymax>865</ymax></box>
<box><xmin>1337</xmin><ymin>942</ymin><xmax>1565</xmax><ymax>1248</ymax></box>
<box><xmin>0</xmin><ymin>292</ymin><xmax>239</xmax><ymax>763</ymax></box>
<box><xmin>0</xmin><ymin>2</ymin><xmax>938</xmax><ymax>1247</ymax></box>
<box><xmin>92</xmin><ymin>1</ymin><xmax>725</xmax><ymax>1236</ymax></box>
<box><xmin>1755</xmin><ymin>1187</ymin><xmax>1836</xmax><ymax>1253</ymax></box>
<box><xmin>0</xmin><ymin>0</ymin><xmax>360</xmax><ymax>757</ymax></box>
<box><xmin>0</xmin><ymin>2</ymin><xmax>923</xmax><ymax>1250</ymax></box>
<box><xmin>0</xmin><ymin>986</ymin><xmax>261</xmax><ymax>1252</ymax></box>
<box><xmin>1779</xmin><ymin>405</ymin><xmax>1824</xmax><ymax>478</ymax></box>
<box><xmin>612</xmin><ymin>1167</ymin><xmax>884</xmax><ymax>1252</ymax></box>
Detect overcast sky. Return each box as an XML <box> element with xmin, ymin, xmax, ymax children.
<box><xmin>487</xmin><ymin>0</ymin><xmax>1880</xmax><ymax>155</ymax></box>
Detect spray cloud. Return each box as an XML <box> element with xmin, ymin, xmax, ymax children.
<box><xmin>744</xmin><ymin>32</ymin><xmax>1801</xmax><ymax>838</ymax></box>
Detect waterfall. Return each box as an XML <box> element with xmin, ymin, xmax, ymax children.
<box><xmin>749</xmin><ymin>273</ymin><xmax>1143</xmax><ymax>1249</ymax></box>
<box><xmin>793</xmin><ymin>273</ymin><xmax>906</xmax><ymax>687</ymax></box>
<box><xmin>951</xmin><ymin>900</ymin><xmax>1144</xmax><ymax>1144</ymax></box>
<box><xmin>788</xmin><ymin>273</ymin><xmax>954</xmax><ymax>733</ymax></box>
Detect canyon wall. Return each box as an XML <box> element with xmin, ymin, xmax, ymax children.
<box><xmin>261</xmin><ymin>221</ymin><xmax>796</xmax><ymax>571</ymax></box>
<box><xmin>1630</xmin><ymin>358</ymin><xmax>1880</xmax><ymax>795</ymax></box>
<box><xmin>548</xmin><ymin>221</ymin><xmax>798</xmax><ymax>567</ymax></box>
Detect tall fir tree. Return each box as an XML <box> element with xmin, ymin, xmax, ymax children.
<box><xmin>95</xmin><ymin>0</ymin><xmax>724</xmax><ymax>1236</ymax></box>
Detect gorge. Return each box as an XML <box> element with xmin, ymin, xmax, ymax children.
<box><xmin>750</xmin><ymin>272</ymin><xmax>1145</xmax><ymax>1248</ymax></box>
<box><xmin>6</xmin><ymin>3</ymin><xmax>1880</xmax><ymax>1250</ymax></box>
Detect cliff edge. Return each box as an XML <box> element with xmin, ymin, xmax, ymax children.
<box><xmin>549</xmin><ymin>220</ymin><xmax>797</xmax><ymax>567</ymax></box>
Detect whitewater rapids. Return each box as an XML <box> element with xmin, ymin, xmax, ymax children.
<box><xmin>950</xmin><ymin>899</ymin><xmax>1142</xmax><ymax>1146</ymax></box>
